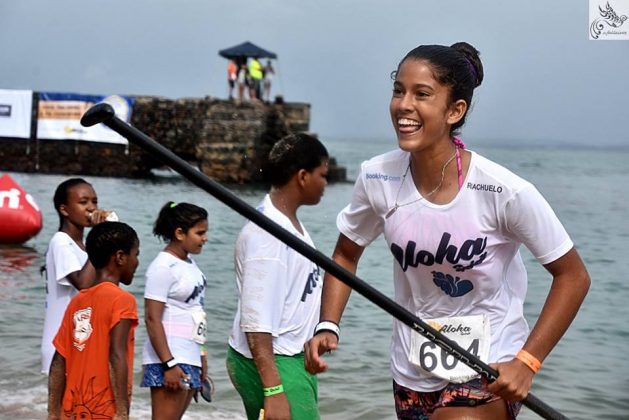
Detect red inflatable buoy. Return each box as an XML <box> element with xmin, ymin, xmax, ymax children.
<box><xmin>0</xmin><ymin>174</ymin><xmax>43</xmax><ymax>244</ymax></box>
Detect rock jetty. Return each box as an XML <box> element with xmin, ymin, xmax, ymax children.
<box><xmin>0</xmin><ymin>96</ymin><xmax>347</xmax><ymax>184</ymax></box>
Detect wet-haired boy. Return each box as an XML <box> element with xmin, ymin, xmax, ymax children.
<box><xmin>227</xmin><ymin>133</ymin><xmax>329</xmax><ymax>420</ymax></box>
<box><xmin>48</xmin><ymin>222</ymin><xmax>140</xmax><ymax>420</ymax></box>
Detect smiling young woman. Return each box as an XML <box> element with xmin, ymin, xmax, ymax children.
<box><xmin>304</xmin><ymin>42</ymin><xmax>590</xmax><ymax>420</ymax></box>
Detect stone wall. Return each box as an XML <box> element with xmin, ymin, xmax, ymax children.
<box><xmin>0</xmin><ymin>137</ymin><xmax>136</xmax><ymax>177</ymax></box>
<box><xmin>0</xmin><ymin>96</ymin><xmax>346</xmax><ymax>183</ymax></box>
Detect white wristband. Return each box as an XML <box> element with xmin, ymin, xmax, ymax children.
<box><xmin>314</xmin><ymin>321</ymin><xmax>340</xmax><ymax>341</ymax></box>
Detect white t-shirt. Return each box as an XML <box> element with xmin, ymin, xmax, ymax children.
<box><xmin>229</xmin><ymin>194</ymin><xmax>322</xmax><ymax>358</ymax></box>
<box><xmin>142</xmin><ymin>252</ymin><xmax>207</xmax><ymax>367</ymax></box>
<box><xmin>338</xmin><ymin>149</ymin><xmax>573</xmax><ymax>392</ymax></box>
<box><xmin>41</xmin><ymin>231</ymin><xmax>87</xmax><ymax>374</ymax></box>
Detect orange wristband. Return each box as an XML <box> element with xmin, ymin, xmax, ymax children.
<box><xmin>516</xmin><ymin>349</ymin><xmax>541</xmax><ymax>373</ymax></box>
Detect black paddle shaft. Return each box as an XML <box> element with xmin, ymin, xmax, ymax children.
<box><xmin>81</xmin><ymin>103</ymin><xmax>569</xmax><ymax>420</ymax></box>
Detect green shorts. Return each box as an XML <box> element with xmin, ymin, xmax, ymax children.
<box><xmin>226</xmin><ymin>346</ymin><xmax>320</xmax><ymax>420</ymax></box>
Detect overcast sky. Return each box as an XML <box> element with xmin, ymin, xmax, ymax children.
<box><xmin>2</xmin><ymin>0</ymin><xmax>628</xmax><ymax>147</ymax></box>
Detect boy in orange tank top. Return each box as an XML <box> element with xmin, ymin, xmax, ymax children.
<box><xmin>47</xmin><ymin>222</ymin><xmax>140</xmax><ymax>420</ymax></box>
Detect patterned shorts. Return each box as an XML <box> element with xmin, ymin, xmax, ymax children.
<box><xmin>141</xmin><ymin>363</ymin><xmax>202</xmax><ymax>389</ymax></box>
<box><xmin>393</xmin><ymin>379</ymin><xmax>522</xmax><ymax>420</ymax></box>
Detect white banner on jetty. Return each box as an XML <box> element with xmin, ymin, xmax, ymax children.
<box><xmin>37</xmin><ymin>92</ymin><xmax>133</xmax><ymax>144</ymax></box>
<box><xmin>0</xmin><ymin>89</ymin><xmax>33</xmax><ymax>139</ymax></box>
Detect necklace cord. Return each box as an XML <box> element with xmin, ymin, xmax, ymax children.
<box><xmin>386</xmin><ymin>141</ymin><xmax>463</xmax><ymax>219</ymax></box>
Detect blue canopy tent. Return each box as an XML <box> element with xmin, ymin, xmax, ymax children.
<box><xmin>218</xmin><ymin>41</ymin><xmax>277</xmax><ymax>60</ymax></box>
<box><xmin>219</xmin><ymin>41</ymin><xmax>282</xmax><ymax>102</ymax></box>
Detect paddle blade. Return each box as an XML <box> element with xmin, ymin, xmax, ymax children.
<box><xmin>81</xmin><ymin>102</ymin><xmax>116</xmax><ymax>127</ymax></box>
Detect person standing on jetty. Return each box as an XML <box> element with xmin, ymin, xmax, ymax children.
<box><xmin>263</xmin><ymin>59</ymin><xmax>275</xmax><ymax>103</ymax></box>
<box><xmin>227</xmin><ymin>59</ymin><xmax>238</xmax><ymax>100</ymax></box>
<box><xmin>227</xmin><ymin>133</ymin><xmax>329</xmax><ymax>420</ymax></box>
<box><xmin>304</xmin><ymin>42</ymin><xmax>590</xmax><ymax>419</ymax></box>
<box><xmin>248</xmin><ymin>57</ymin><xmax>263</xmax><ymax>101</ymax></box>
<box><xmin>41</xmin><ymin>178</ymin><xmax>115</xmax><ymax>375</ymax></box>
<box><xmin>47</xmin><ymin>221</ymin><xmax>140</xmax><ymax>420</ymax></box>
<box><xmin>237</xmin><ymin>62</ymin><xmax>248</xmax><ymax>102</ymax></box>
<box><xmin>141</xmin><ymin>202</ymin><xmax>210</xmax><ymax>420</ymax></box>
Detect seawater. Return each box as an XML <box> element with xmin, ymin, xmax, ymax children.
<box><xmin>0</xmin><ymin>139</ymin><xmax>628</xmax><ymax>420</ymax></box>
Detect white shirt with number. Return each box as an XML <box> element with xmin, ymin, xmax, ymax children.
<box><xmin>41</xmin><ymin>231</ymin><xmax>87</xmax><ymax>374</ymax></box>
<box><xmin>338</xmin><ymin>149</ymin><xmax>573</xmax><ymax>392</ymax></box>
<box><xmin>229</xmin><ymin>194</ymin><xmax>322</xmax><ymax>358</ymax></box>
<box><xmin>142</xmin><ymin>252</ymin><xmax>207</xmax><ymax>367</ymax></box>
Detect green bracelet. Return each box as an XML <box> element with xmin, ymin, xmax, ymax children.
<box><xmin>263</xmin><ymin>384</ymin><xmax>284</xmax><ymax>397</ymax></box>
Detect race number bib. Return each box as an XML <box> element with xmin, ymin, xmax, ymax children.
<box><xmin>191</xmin><ymin>310</ymin><xmax>207</xmax><ymax>344</ymax></box>
<box><xmin>409</xmin><ymin>315</ymin><xmax>490</xmax><ymax>383</ymax></box>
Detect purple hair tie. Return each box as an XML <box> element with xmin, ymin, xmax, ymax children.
<box><xmin>464</xmin><ymin>57</ymin><xmax>478</xmax><ymax>84</ymax></box>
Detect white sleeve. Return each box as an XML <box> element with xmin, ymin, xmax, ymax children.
<box><xmin>144</xmin><ymin>264</ymin><xmax>176</xmax><ymax>303</ymax></box>
<box><xmin>337</xmin><ymin>169</ymin><xmax>384</xmax><ymax>247</ymax></box>
<box><xmin>504</xmin><ymin>184</ymin><xmax>574</xmax><ymax>265</ymax></box>
<box><xmin>50</xmin><ymin>239</ymin><xmax>83</xmax><ymax>286</ymax></box>
<box><xmin>238</xmin><ymin>233</ymin><xmax>287</xmax><ymax>335</ymax></box>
